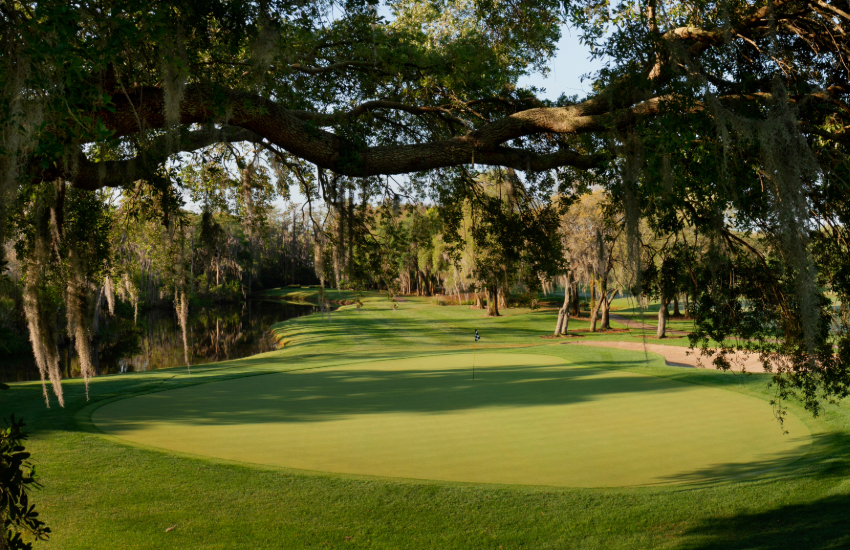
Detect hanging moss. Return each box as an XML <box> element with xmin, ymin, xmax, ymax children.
<box><xmin>176</xmin><ymin>288</ymin><xmax>190</xmax><ymax>371</ymax></box>
<box><xmin>706</xmin><ymin>80</ymin><xmax>822</xmax><ymax>349</ymax></box>
<box><xmin>104</xmin><ymin>274</ymin><xmax>115</xmax><ymax>315</ymax></box>
<box><xmin>21</xmin><ymin>195</ymin><xmax>64</xmax><ymax>407</ymax></box>
<box><xmin>619</xmin><ymin>131</ymin><xmax>644</xmax><ymax>293</ymax></box>
<box><xmin>313</xmin><ymin>231</ymin><xmax>326</xmax><ymax>285</ymax></box>
<box><xmin>23</xmin><ymin>261</ymin><xmax>63</xmax><ymax>408</ymax></box>
<box><xmin>65</xmin><ymin>254</ymin><xmax>95</xmax><ymax>397</ymax></box>
<box><xmin>250</xmin><ymin>13</ymin><xmax>278</xmax><ymax>76</ymax></box>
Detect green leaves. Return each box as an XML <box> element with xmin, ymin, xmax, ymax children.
<box><xmin>1</xmin><ymin>415</ymin><xmax>51</xmax><ymax>550</ymax></box>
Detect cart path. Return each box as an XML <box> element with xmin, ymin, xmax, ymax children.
<box><xmin>565</xmin><ymin>340</ymin><xmax>767</xmax><ymax>372</ymax></box>
<box><xmin>608</xmin><ymin>313</ymin><xmax>690</xmax><ymax>335</ymax></box>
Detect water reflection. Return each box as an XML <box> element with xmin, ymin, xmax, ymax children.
<box><xmin>0</xmin><ymin>300</ymin><xmax>316</xmax><ymax>383</ymax></box>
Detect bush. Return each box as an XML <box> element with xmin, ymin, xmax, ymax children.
<box><xmin>210</xmin><ymin>280</ymin><xmax>242</xmax><ymax>303</ymax></box>
<box><xmin>512</xmin><ymin>291</ymin><xmax>539</xmax><ymax>309</ymax></box>
<box><xmin>1</xmin><ymin>397</ymin><xmax>50</xmax><ymax>549</ymax></box>
<box><xmin>429</xmin><ymin>295</ymin><xmax>451</xmax><ymax>306</ymax></box>
<box><xmin>429</xmin><ymin>295</ymin><xmax>475</xmax><ymax>306</ymax></box>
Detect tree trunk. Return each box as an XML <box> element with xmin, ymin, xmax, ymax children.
<box><xmin>657</xmin><ymin>297</ymin><xmax>669</xmax><ymax>338</ymax></box>
<box><xmin>347</xmin><ymin>188</ymin><xmax>354</xmax><ymax>284</ymax></box>
<box><xmin>333</xmin><ymin>203</ymin><xmax>344</xmax><ymax>289</ymax></box>
<box><xmin>554</xmin><ymin>277</ymin><xmax>571</xmax><ymax>335</ymax></box>
<box><xmin>602</xmin><ymin>288</ymin><xmax>618</xmax><ymax>330</ymax></box>
<box><xmin>590</xmin><ymin>289</ymin><xmax>604</xmax><ymax>332</ymax></box>
<box><xmin>601</xmin><ymin>296</ymin><xmax>610</xmax><ymax>330</ymax></box>
<box><xmin>215</xmin><ymin>317</ymin><xmax>221</xmax><ymax>358</ymax></box>
<box><xmin>598</xmin><ymin>276</ymin><xmax>609</xmax><ymax>330</ymax></box>
<box><xmin>486</xmin><ymin>285</ymin><xmax>500</xmax><ymax>317</ymax></box>
<box><xmin>92</xmin><ymin>343</ymin><xmax>101</xmax><ymax>376</ymax></box>
<box><xmin>673</xmin><ymin>294</ymin><xmax>681</xmax><ymax>317</ymax></box>
<box><xmin>498</xmin><ymin>286</ymin><xmax>507</xmax><ymax>310</ymax></box>
<box><xmin>475</xmin><ymin>292</ymin><xmax>485</xmax><ymax>309</ymax></box>
<box><xmin>570</xmin><ymin>282</ymin><xmax>580</xmax><ymax>316</ymax></box>
<box><xmin>63</xmin><ymin>347</ymin><xmax>71</xmax><ymax>379</ymax></box>
<box><xmin>190</xmin><ymin>249</ymin><xmax>195</xmax><ymax>297</ymax></box>
<box><xmin>590</xmin><ymin>280</ymin><xmax>596</xmax><ymax>318</ymax></box>
<box><xmin>554</xmin><ymin>309</ymin><xmax>566</xmax><ymax>335</ymax></box>
<box><xmin>333</xmin><ymin>243</ymin><xmax>341</xmax><ymax>289</ymax></box>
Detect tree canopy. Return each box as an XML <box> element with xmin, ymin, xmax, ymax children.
<box><xmin>2</xmin><ymin>0</ymin><xmax>850</xmax><ymax>413</ymax></box>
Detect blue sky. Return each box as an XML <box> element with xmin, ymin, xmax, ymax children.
<box><xmin>518</xmin><ymin>28</ymin><xmax>602</xmax><ymax>100</ymax></box>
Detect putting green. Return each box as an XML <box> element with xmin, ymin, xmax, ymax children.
<box><xmin>92</xmin><ymin>353</ymin><xmax>812</xmax><ymax>487</ymax></box>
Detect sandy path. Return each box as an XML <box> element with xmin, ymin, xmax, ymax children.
<box><xmin>565</xmin><ymin>340</ymin><xmax>767</xmax><ymax>372</ymax></box>
<box><xmin>608</xmin><ymin>313</ymin><xmax>689</xmax><ymax>335</ymax></box>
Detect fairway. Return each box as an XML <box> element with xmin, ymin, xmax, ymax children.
<box><xmin>92</xmin><ymin>353</ymin><xmax>811</xmax><ymax>487</ymax></box>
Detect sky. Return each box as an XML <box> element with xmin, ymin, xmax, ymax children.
<box><xmin>518</xmin><ymin>28</ymin><xmax>601</xmax><ymax>100</ymax></box>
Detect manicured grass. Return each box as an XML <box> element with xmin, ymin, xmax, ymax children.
<box><xmin>264</xmin><ymin>286</ymin><xmax>367</xmax><ymax>304</ymax></box>
<box><xmin>2</xmin><ymin>289</ymin><xmax>850</xmax><ymax>549</ymax></box>
<box><xmin>92</xmin><ymin>352</ymin><xmax>809</xmax><ymax>487</ymax></box>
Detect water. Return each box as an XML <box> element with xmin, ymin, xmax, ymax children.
<box><xmin>0</xmin><ymin>300</ymin><xmax>316</xmax><ymax>383</ymax></box>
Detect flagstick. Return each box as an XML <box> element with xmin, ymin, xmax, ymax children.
<box><xmin>472</xmin><ymin>342</ymin><xmax>476</xmax><ymax>380</ymax></box>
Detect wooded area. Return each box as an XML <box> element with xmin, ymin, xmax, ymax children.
<box><xmin>1</xmin><ymin>0</ymin><xmax>848</xmax><ymax>416</ymax></box>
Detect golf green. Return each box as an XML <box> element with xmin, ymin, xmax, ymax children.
<box><xmin>92</xmin><ymin>353</ymin><xmax>812</xmax><ymax>487</ymax></box>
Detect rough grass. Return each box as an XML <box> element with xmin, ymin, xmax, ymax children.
<box><xmin>2</xmin><ymin>288</ymin><xmax>850</xmax><ymax>549</ymax></box>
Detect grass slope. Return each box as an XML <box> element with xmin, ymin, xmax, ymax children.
<box><xmin>1</xmin><ymin>288</ymin><xmax>849</xmax><ymax>549</ymax></box>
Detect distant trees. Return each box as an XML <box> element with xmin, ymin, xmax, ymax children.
<box><xmin>1</xmin><ymin>157</ymin><xmax>324</xmax><ymax>403</ymax></box>
<box><xmin>2</xmin><ymin>0</ymin><xmax>849</xmax><ymax>415</ymax></box>
<box><xmin>554</xmin><ymin>190</ymin><xmax>624</xmax><ymax>334</ymax></box>
<box><xmin>436</xmin><ymin>169</ymin><xmax>562</xmax><ymax>317</ymax></box>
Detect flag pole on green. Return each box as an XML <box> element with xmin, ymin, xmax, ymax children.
<box><xmin>473</xmin><ymin>329</ymin><xmax>480</xmax><ymax>380</ymax></box>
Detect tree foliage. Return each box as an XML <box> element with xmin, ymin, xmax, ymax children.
<box><xmin>1</xmin><ymin>0</ymin><xmax>849</xmax><ymax>412</ymax></box>
<box><xmin>0</xmin><ymin>396</ymin><xmax>50</xmax><ymax>550</ymax></box>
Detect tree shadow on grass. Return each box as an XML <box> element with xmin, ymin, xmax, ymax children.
<box><xmin>680</xmin><ymin>492</ymin><xmax>850</xmax><ymax>550</ymax></box>
<box><xmin>277</xmin><ymin>308</ymin><xmax>561</xmax><ymax>346</ymax></box>
<box><xmin>94</xmin><ymin>359</ymin><xmax>680</xmax><ymax>430</ymax></box>
<box><xmin>653</xmin><ymin>429</ymin><xmax>850</xmax><ymax>489</ymax></box>
<box><xmin>657</xmin><ymin>436</ymin><xmax>816</xmax><ymax>484</ymax></box>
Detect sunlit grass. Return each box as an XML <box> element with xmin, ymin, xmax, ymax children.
<box><xmin>1</xmin><ymin>290</ymin><xmax>849</xmax><ymax>549</ymax></box>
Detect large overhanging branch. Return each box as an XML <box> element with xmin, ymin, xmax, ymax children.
<box><xmin>290</xmin><ymin>100</ymin><xmax>470</xmax><ymax>127</ymax></box>
<box><xmin>58</xmin><ymin>84</ymin><xmax>666</xmax><ymax>188</ymax></box>
<box><xmin>56</xmin><ymin>70</ymin><xmax>848</xmax><ymax>190</ymax></box>
<box><xmin>66</xmin><ymin>126</ymin><xmax>263</xmax><ymax>191</ymax></box>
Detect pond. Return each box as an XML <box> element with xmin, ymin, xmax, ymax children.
<box><xmin>0</xmin><ymin>300</ymin><xmax>317</xmax><ymax>384</ymax></box>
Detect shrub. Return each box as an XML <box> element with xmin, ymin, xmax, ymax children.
<box><xmin>210</xmin><ymin>280</ymin><xmax>242</xmax><ymax>303</ymax></box>
<box><xmin>512</xmin><ymin>291</ymin><xmax>539</xmax><ymax>309</ymax></box>
<box><xmin>1</xmin><ymin>399</ymin><xmax>50</xmax><ymax>549</ymax></box>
